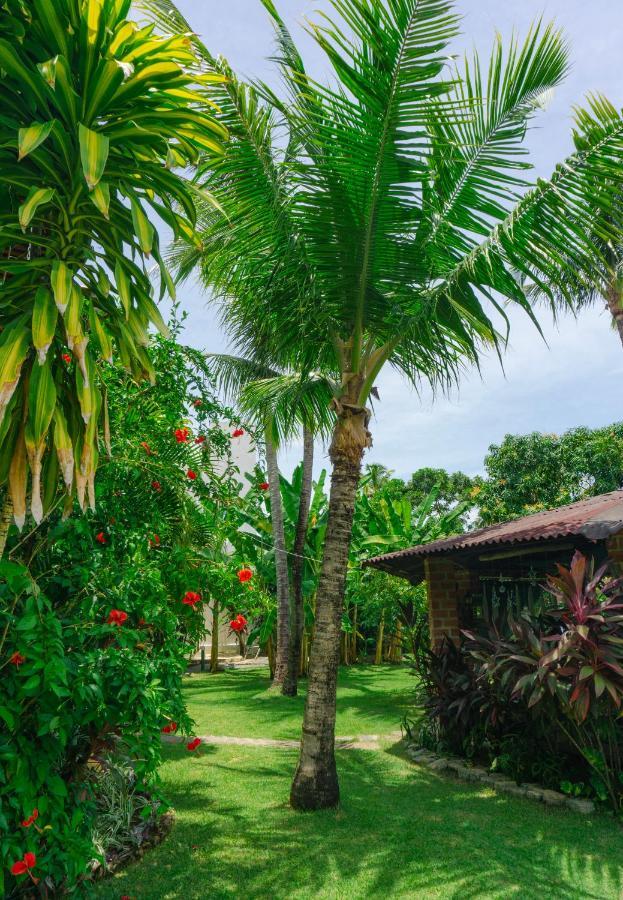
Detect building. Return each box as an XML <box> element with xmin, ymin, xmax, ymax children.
<box><xmin>364</xmin><ymin>490</ymin><xmax>623</xmax><ymax>648</ymax></box>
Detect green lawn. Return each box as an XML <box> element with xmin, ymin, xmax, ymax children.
<box><xmin>93</xmin><ymin>665</ymin><xmax>623</xmax><ymax>900</ymax></box>
<box><xmin>182</xmin><ymin>664</ymin><xmax>416</xmax><ymax>739</ymax></box>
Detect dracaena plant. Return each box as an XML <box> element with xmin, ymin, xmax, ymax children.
<box><xmin>0</xmin><ymin>0</ymin><xmax>226</xmax><ymax>531</ymax></box>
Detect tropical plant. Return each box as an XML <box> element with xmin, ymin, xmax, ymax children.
<box><xmin>206</xmin><ymin>353</ymin><xmax>334</xmax><ymax>691</ymax></box>
<box><xmin>144</xmin><ymin>0</ymin><xmax>623</xmax><ymax>809</ymax></box>
<box><xmin>455</xmin><ymin>553</ymin><xmax>623</xmax><ymax>809</ymax></box>
<box><xmin>0</xmin><ymin>0</ymin><xmax>226</xmax><ymax>532</ymax></box>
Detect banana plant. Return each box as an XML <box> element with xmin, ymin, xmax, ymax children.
<box><xmin>0</xmin><ymin>0</ymin><xmax>226</xmax><ymax>528</ymax></box>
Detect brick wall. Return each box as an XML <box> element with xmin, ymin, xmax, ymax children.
<box><xmin>607</xmin><ymin>531</ymin><xmax>623</xmax><ymax>573</ymax></box>
<box><xmin>424</xmin><ymin>555</ymin><xmax>474</xmax><ymax>648</ymax></box>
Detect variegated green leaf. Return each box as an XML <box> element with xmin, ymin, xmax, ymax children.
<box><xmin>115</xmin><ymin>261</ymin><xmax>132</xmax><ymax>319</ymax></box>
<box><xmin>78</xmin><ymin>123</ymin><xmax>109</xmax><ymax>190</ymax></box>
<box><xmin>130</xmin><ymin>196</ymin><xmax>155</xmax><ymax>256</ymax></box>
<box><xmin>18</xmin><ymin>121</ymin><xmax>55</xmax><ymax>161</ymax></box>
<box><xmin>50</xmin><ymin>261</ymin><xmax>73</xmax><ymax>314</ymax></box>
<box><xmin>32</xmin><ymin>286</ymin><xmax>58</xmax><ymax>364</ymax></box>
<box><xmin>18</xmin><ymin>187</ymin><xmax>55</xmax><ymax>231</ymax></box>
<box><xmin>89</xmin><ymin>181</ymin><xmax>110</xmax><ymax>218</ymax></box>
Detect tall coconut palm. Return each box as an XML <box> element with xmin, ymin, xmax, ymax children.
<box><xmin>208</xmin><ymin>353</ymin><xmax>334</xmax><ymax>689</ymax></box>
<box><xmin>144</xmin><ymin>0</ymin><xmax>623</xmax><ymax>809</ymax></box>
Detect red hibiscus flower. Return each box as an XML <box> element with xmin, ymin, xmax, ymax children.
<box><xmin>174</xmin><ymin>427</ymin><xmax>190</xmax><ymax>443</ymax></box>
<box><xmin>140</xmin><ymin>441</ymin><xmax>153</xmax><ymax>456</ymax></box>
<box><xmin>149</xmin><ymin>534</ymin><xmax>161</xmax><ymax>548</ymax></box>
<box><xmin>182</xmin><ymin>591</ymin><xmax>201</xmax><ymax>607</ymax></box>
<box><xmin>195</xmin><ymin>435</ymin><xmax>206</xmax><ymax>445</ymax></box>
<box><xmin>193</xmin><ymin>399</ymin><xmax>202</xmax><ymax>408</ymax></box>
<box><xmin>230</xmin><ymin>614</ymin><xmax>248</xmax><ymax>634</ymax></box>
<box><xmin>95</xmin><ymin>532</ymin><xmax>107</xmax><ymax>545</ymax></box>
<box><xmin>187</xmin><ymin>738</ymin><xmax>201</xmax><ymax>751</ymax></box>
<box><xmin>151</xmin><ymin>480</ymin><xmax>161</xmax><ymax>492</ymax></box>
<box><xmin>162</xmin><ymin>721</ymin><xmax>178</xmax><ymax>734</ymax></box>
<box><xmin>62</xmin><ymin>352</ymin><xmax>72</xmax><ymax>364</ymax></box>
<box><xmin>237</xmin><ymin>567</ymin><xmax>253</xmax><ymax>584</ymax></box>
<box><xmin>107</xmin><ymin>609</ymin><xmax>128</xmax><ymax>626</ymax></box>
<box><xmin>187</xmin><ymin>469</ymin><xmax>197</xmax><ymax>481</ymax></box>
<box><xmin>259</xmin><ymin>482</ymin><xmax>269</xmax><ymax>491</ymax></box>
<box><xmin>232</xmin><ymin>428</ymin><xmax>244</xmax><ymax>438</ymax></box>
<box><xmin>21</xmin><ymin>809</ymin><xmax>38</xmax><ymax>828</ymax></box>
<box><xmin>11</xmin><ymin>852</ymin><xmax>36</xmax><ymax>875</ymax></box>
<box><xmin>9</xmin><ymin>651</ymin><xmax>26</xmax><ymax>667</ymax></box>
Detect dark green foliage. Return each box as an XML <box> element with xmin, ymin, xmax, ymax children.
<box><xmin>0</xmin><ymin>331</ymin><xmax>238</xmax><ymax>895</ymax></box>
<box><xmin>477</xmin><ymin>424</ymin><xmax>623</xmax><ymax>525</ymax></box>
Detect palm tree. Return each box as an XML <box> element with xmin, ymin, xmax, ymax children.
<box><xmin>207</xmin><ymin>353</ymin><xmax>334</xmax><ymax>689</ymax></box>
<box><xmin>144</xmin><ymin>0</ymin><xmax>623</xmax><ymax>809</ymax></box>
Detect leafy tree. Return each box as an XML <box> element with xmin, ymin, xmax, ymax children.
<box><xmin>477</xmin><ymin>424</ymin><xmax>623</xmax><ymax>525</ymax></box>
<box><xmin>144</xmin><ymin>0</ymin><xmax>623</xmax><ymax>809</ymax></box>
<box><xmin>0</xmin><ymin>328</ymin><xmax>240</xmax><ymax>895</ymax></box>
<box><xmin>0</xmin><ymin>0</ymin><xmax>225</xmax><ymax>529</ymax></box>
<box><xmin>405</xmin><ymin>468</ymin><xmax>479</xmax><ymax>518</ymax></box>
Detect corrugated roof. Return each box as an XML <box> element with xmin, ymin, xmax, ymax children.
<box><xmin>364</xmin><ymin>490</ymin><xmax>623</xmax><ymax>572</ymax></box>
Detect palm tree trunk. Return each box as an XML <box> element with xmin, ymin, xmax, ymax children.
<box><xmin>266</xmin><ymin>430</ymin><xmax>291</xmax><ymax>686</ymax></box>
<box><xmin>374</xmin><ymin>611</ymin><xmax>385</xmax><ymax>665</ymax></box>
<box><xmin>283</xmin><ymin>426</ymin><xmax>314</xmax><ymax>696</ymax></box>
<box><xmin>606</xmin><ymin>283</ymin><xmax>623</xmax><ymax>347</ymax></box>
<box><xmin>0</xmin><ymin>494</ymin><xmax>13</xmax><ymax>559</ymax></box>
<box><xmin>210</xmin><ymin>600</ymin><xmax>220</xmax><ymax>674</ymax></box>
<box><xmin>290</xmin><ymin>407</ymin><xmax>369</xmax><ymax>810</ymax></box>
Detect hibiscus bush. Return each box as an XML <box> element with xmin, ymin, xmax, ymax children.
<box><xmin>0</xmin><ymin>330</ymin><xmax>242</xmax><ymax>894</ymax></box>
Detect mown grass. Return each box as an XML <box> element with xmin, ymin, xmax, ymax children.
<box><xmin>93</xmin><ymin>665</ymin><xmax>623</xmax><ymax>900</ymax></box>
<box><xmin>182</xmin><ymin>664</ymin><xmax>416</xmax><ymax>739</ymax></box>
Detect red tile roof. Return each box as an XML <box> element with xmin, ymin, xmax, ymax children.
<box><xmin>364</xmin><ymin>490</ymin><xmax>623</xmax><ymax>572</ymax></box>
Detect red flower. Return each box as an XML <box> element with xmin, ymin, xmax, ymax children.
<box><xmin>162</xmin><ymin>721</ymin><xmax>178</xmax><ymax>734</ymax></box>
<box><xmin>151</xmin><ymin>480</ymin><xmax>161</xmax><ymax>492</ymax></box>
<box><xmin>195</xmin><ymin>435</ymin><xmax>206</xmax><ymax>445</ymax></box>
<box><xmin>237</xmin><ymin>567</ymin><xmax>253</xmax><ymax>584</ymax></box>
<box><xmin>193</xmin><ymin>399</ymin><xmax>202</xmax><ymax>408</ymax></box>
<box><xmin>232</xmin><ymin>428</ymin><xmax>244</xmax><ymax>438</ymax></box>
<box><xmin>21</xmin><ymin>808</ymin><xmax>38</xmax><ymax>828</ymax></box>
<box><xmin>149</xmin><ymin>534</ymin><xmax>161</xmax><ymax>548</ymax></box>
<box><xmin>174</xmin><ymin>427</ymin><xmax>190</xmax><ymax>443</ymax></box>
<box><xmin>230</xmin><ymin>614</ymin><xmax>247</xmax><ymax>633</ymax></box>
<box><xmin>9</xmin><ymin>651</ymin><xmax>26</xmax><ymax>667</ymax></box>
<box><xmin>187</xmin><ymin>738</ymin><xmax>201</xmax><ymax>751</ymax></box>
<box><xmin>95</xmin><ymin>532</ymin><xmax>106</xmax><ymax>545</ymax></box>
<box><xmin>259</xmin><ymin>482</ymin><xmax>269</xmax><ymax>491</ymax></box>
<box><xmin>187</xmin><ymin>469</ymin><xmax>197</xmax><ymax>481</ymax></box>
<box><xmin>140</xmin><ymin>441</ymin><xmax>153</xmax><ymax>456</ymax></box>
<box><xmin>107</xmin><ymin>609</ymin><xmax>128</xmax><ymax>626</ymax></box>
<box><xmin>11</xmin><ymin>852</ymin><xmax>36</xmax><ymax>875</ymax></box>
<box><xmin>62</xmin><ymin>352</ymin><xmax>71</xmax><ymax>364</ymax></box>
<box><xmin>182</xmin><ymin>591</ymin><xmax>201</xmax><ymax>607</ymax></box>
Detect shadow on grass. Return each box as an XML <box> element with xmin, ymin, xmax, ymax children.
<box><xmin>96</xmin><ymin>743</ymin><xmax>623</xmax><ymax>900</ymax></box>
<box><xmin>183</xmin><ymin>665</ymin><xmax>417</xmax><ymax>739</ymax></box>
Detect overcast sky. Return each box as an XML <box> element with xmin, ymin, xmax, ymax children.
<box><xmin>171</xmin><ymin>0</ymin><xmax>623</xmax><ymax>480</ymax></box>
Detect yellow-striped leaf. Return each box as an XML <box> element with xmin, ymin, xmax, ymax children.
<box><xmin>53</xmin><ymin>407</ymin><xmax>74</xmax><ymax>489</ymax></box>
<box><xmin>115</xmin><ymin>261</ymin><xmax>132</xmax><ymax>319</ymax></box>
<box><xmin>84</xmin><ymin>0</ymin><xmax>102</xmax><ymax>45</ymax></box>
<box><xmin>18</xmin><ymin>187</ymin><xmax>55</xmax><ymax>231</ymax></box>
<box><xmin>18</xmin><ymin>121</ymin><xmax>54</xmax><ymax>160</ymax></box>
<box><xmin>130</xmin><ymin>197</ymin><xmax>154</xmax><ymax>256</ymax></box>
<box><xmin>51</xmin><ymin>260</ymin><xmax>73</xmax><ymax>314</ymax></box>
<box><xmin>78</xmin><ymin>123</ymin><xmax>109</xmax><ymax>190</ymax></box>
<box><xmin>32</xmin><ymin>286</ymin><xmax>58</xmax><ymax>364</ymax></box>
<box><xmin>28</xmin><ymin>359</ymin><xmax>57</xmax><ymax>446</ymax></box>
<box><xmin>89</xmin><ymin>182</ymin><xmax>110</xmax><ymax>218</ymax></box>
